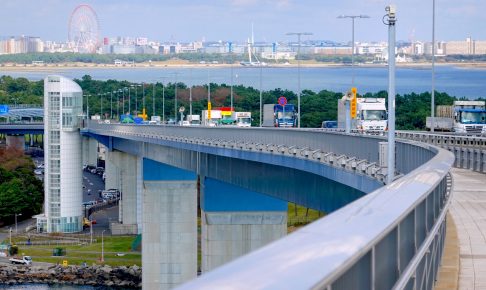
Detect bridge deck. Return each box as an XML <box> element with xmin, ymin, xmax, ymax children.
<box><xmin>450</xmin><ymin>168</ymin><xmax>486</xmax><ymax>290</ymax></box>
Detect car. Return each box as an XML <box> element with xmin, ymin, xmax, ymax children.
<box><xmin>85</xmin><ymin>165</ymin><xmax>96</xmax><ymax>172</ymax></box>
<box><xmin>95</xmin><ymin>167</ymin><xmax>104</xmax><ymax>175</ymax></box>
<box><xmin>34</xmin><ymin>169</ymin><xmax>43</xmax><ymax>175</ymax></box>
<box><xmin>167</xmin><ymin>118</ymin><xmax>176</xmax><ymax>125</ymax></box>
<box><xmin>181</xmin><ymin>120</ymin><xmax>190</xmax><ymax>126</ymax></box>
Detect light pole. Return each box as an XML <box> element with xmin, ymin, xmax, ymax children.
<box><xmin>101</xmin><ymin>229</ymin><xmax>106</xmax><ymax>262</ymax></box>
<box><xmin>189</xmin><ymin>70</ymin><xmax>193</xmax><ymax>117</ymax></box>
<box><xmin>85</xmin><ymin>94</ymin><xmax>90</xmax><ymax>119</ymax></box>
<box><xmin>286</xmin><ymin>32</ymin><xmax>313</xmax><ymax>128</ymax></box>
<box><xmin>152</xmin><ymin>83</ymin><xmax>156</xmax><ymax>118</ymax></box>
<box><xmin>162</xmin><ymin>81</ymin><xmax>165</xmax><ymax>122</ymax></box>
<box><xmin>142</xmin><ymin>82</ymin><xmax>146</xmax><ymax>118</ymax></box>
<box><xmin>110</xmin><ymin>91</ymin><xmax>113</xmax><ymax>119</ymax></box>
<box><xmin>385</xmin><ymin>5</ymin><xmax>397</xmax><ymax>184</ymax></box>
<box><xmin>9</xmin><ymin>228</ymin><xmax>12</xmax><ymax>245</ymax></box>
<box><xmin>128</xmin><ymin>86</ymin><xmax>131</xmax><ymax>115</ymax></box>
<box><xmin>230</xmin><ymin>53</ymin><xmax>234</xmax><ymax>112</ymax></box>
<box><xmin>431</xmin><ymin>0</ymin><xmax>436</xmax><ymax>132</ymax></box>
<box><xmin>99</xmin><ymin>93</ymin><xmax>103</xmax><ymax>119</ymax></box>
<box><xmin>15</xmin><ymin>213</ymin><xmax>22</xmax><ymax>234</ymax></box>
<box><xmin>174</xmin><ymin>73</ymin><xmax>178</xmax><ymax>122</ymax></box>
<box><xmin>337</xmin><ymin>14</ymin><xmax>370</xmax><ymax>86</ymax></box>
<box><xmin>259</xmin><ymin>61</ymin><xmax>263</xmax><ymax>127</ymax></box>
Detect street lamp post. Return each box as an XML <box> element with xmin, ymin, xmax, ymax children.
<box><xmin>162</xmin><ymin>81</ymin><xmax>165</xmax><ymax>122</ymax></box>
<box><xmin>142</xmin><ymin>82</ymin><xmax>146</xmax><ymax>117</ymax></box>
<box><xmin>337</xmin><ymin>14</ymin><xmax>370</xmax><ymax>86</ymax></box>
<box><xmin>110</xmin><ymin>91</ymin><xmax>113</xmax><ymax>119</ymax></box>
<box><xmin>15</xmin><ymin>213</ymin><xmax>22</xmax><ymax>234</ymax></box>
<box><xmin>286</xmin><ymin>32</ymin><xmax>313</xmax><ymax>128</ymax></box>
<box><xmin>128</xmin><ymin>87</ymin><xmax>131</xmax><ymax>115</ymax></box>
<box><xmin>85</xmin><ymin>94</ymin><xmax>90</xmax><ymax>119</ymax></box>
<box><xmin>99</xmin><ymin>93</ymin><xmax>103</xmax><ymax>119</ymax></box>
<box><xmin>431</xmin><ymin>0</ymin><xmax>436</xmax><ymax>132</ymax></box>
<box><xmin>174</xmin><ymin>74</ymin><xmax>178</xmax><ymax>122</ymax></box>
<box><xmin>385</xmin><ymin>5</ymin><xmax>397</xmax><ymax>184</ymax></box>
<box><xmin>101</xmin><ymin>229</ymin><xmax>106</xmax><ymax>262</ymax></box>
<box><xmin>152</xmin><ymin>83</ymin><xmax>156</xmax><ymax>118</ymax></box>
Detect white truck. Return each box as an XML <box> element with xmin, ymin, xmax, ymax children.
<box><xmin>9</xmin><ymin>256</ymin><xmax>32</xmax><ymax>265</ymax></box>
<box><xmin>202</xmin><ymin>110</ymin><xmax>222</xmax><ymax>126</ymax></box>
<box><xmin>234</xmin><ymin>112</ymin><xmax>252</xmax><ymax>127</ymax></box>
<box><xmin>150</xmin><ymin>115</ymin><xmax>161</xmax><ymax>124</ymax></box>
<box><xmin>187</xmin><ymin>114</ymin><xmax>201</xmax><ymax>126</ymax></box>
<box><xmin>426</xmin><ymin>101</ymin><xmax>486</xmax><ymax>134</ymax></box>
<box><xmin>338</xmin><ymin>98</ymin><xmax>387</xmax><ymax>131</ymax></box>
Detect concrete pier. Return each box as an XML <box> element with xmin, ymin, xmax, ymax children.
<box><xmin>6</xmin><ymin>135</ymin><xmax>25</xmax><ymax>151</ymax></box>
<box><xmin>109</xmin><ymin>151</ymin><xmax>139</xmax><ymax>235</ymax></box>
<box><xmin>82</xmin><ymin>136</ymin><xmax>98</xmax><ymax>167</ymax></box>
<box><xmin>142</xmin><ymin>158</ymin><xmax>197</xmax><ymax>290</ymax></box>
<box><xmin>201</xmin><ymin>177</ymin><xmax>287</xmax><ymax>273</ymax></box>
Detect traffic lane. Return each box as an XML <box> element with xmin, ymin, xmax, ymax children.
<box><xmin>83</xmin><ymin>170</ymin><xmax>105</xmax><ymax>202</ymax></box>
<box><xmin>89</xmin><ymin>206</ymin><xmax>119</xmax><ymax>235</ymax></box>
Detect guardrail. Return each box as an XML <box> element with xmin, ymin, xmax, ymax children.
<box><xmin>396</xmin><ymin>131</ymin><xmax>486</xmax><ymax>173</ymax></box>
<box><xmin>85</xmin><ymin>122</ymin><xmax>454</xmax><ymax>290</ymax></box>
<box><xmin>85</xmin><ymin>122</ymin><xmax>439</xmax><ymax>184</ymax></box>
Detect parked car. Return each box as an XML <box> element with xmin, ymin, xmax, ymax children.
<box><xmin>85</xmin><ymin>165</ymin><xmax>96</xmax><ymax>172</ymax></box>
<box><xmin>9</xmin><ymin>256</ymin><xmax>32</xmax><ymax>265</ymax></box>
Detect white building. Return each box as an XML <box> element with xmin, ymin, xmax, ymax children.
<box><xmin>37</xmin><ymin>75</ymin><xmax>83</xmax><ymax>233</ymax></box>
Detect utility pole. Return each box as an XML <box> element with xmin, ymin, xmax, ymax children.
<box><xmin>286</xmin><ymin>32</ymin><xmax>313</xmax><ymax>128</ymax></box>
<box><xmin>385</xmin><ymin>5</ymin><xmax>397</xmax><ymax>184</ymax></box>
<box><xmin>337</xmin><ymin>14</ymin><xmax>370</xmax><ymax>86</ymax></box>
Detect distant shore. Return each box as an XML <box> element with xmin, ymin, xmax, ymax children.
<box><xmin>1</xmin><ymin>60</ymin><xmax>486</xmax><ymax>71</ymax></box>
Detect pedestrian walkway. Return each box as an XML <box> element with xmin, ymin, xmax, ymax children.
<box><xmin>447</xmin><ymin>168</ymin><xmax>486</xmax><ymax>290</ymax></box>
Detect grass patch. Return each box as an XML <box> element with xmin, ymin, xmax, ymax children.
<box><xmin>287</xmin><ymin>203</ymin><xmax>325</xmax><ymax>233</ymax></box>
<box><xmin>9</xmin><ymin>235</ymin><xmax>141</xmax><ymax>267</ymax></box>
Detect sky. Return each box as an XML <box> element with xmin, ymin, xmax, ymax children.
<box><xmin>0</xmin><ymin>0</ymin><xmax>484</xmax><ymax>43</ymax></box>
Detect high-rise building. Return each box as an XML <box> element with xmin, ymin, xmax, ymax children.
<box><xmin>37</xmin><ymin>76</ymin><xmax>83</xmax><ymax>233</ymax></box>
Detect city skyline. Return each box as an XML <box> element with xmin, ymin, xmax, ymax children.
<box><xmin>0</xmin><ymin>0</ymin><xmax>484</xmax><ymax>43</ymax></box>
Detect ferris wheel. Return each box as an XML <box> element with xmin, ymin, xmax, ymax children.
<box><xmin>68</xmin><ymin>4</ymin><xmax>100</xmax><ymax>53</ymax></box>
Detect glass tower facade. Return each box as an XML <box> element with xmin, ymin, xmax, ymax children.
<box><xmin>38</xmin><ymin>75</ymin><xmax>83</xmax><ymax>233</ymax></box>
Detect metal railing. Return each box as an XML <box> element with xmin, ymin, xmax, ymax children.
<box><xmin>84</xmin><ymin>122</ymin><xmax>454</xmax><ymax>290</ymax></box>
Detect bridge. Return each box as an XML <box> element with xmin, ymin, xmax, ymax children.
<box><xmin>80</xmin><ymin>121</ymin><xmax>454</xmax><ymax>290</ymax></box>
<box><xmin>2</xmin><ymin>120</ymin><xmax>485</xmax><ymax>289</ymax></box>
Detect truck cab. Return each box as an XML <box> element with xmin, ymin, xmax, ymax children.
<box><xmin>356</xmin><ymin>98</ymin><xmax>387</xmax><ymax>131</ymax></box>
<box><xmin>234</xmin><ymin>112</ymin><xmax>252</xmax><ymax>127</ymax></box>
<box><xmin>453</xmin><ymin>107</ymin><xmax>486</xmax><ymax>134</ymax></box>
<box><xmin>274</xmin><ymin>104</ymin><xmax>296</xmax><ymax>127</ymax></box>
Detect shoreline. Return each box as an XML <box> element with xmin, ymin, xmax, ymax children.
<box><xmin>1</xmin><ymin>61</ymin><xmax>486</xmax><ymax>71</ymax></box>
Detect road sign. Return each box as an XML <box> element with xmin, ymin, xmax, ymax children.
<box><xmin>179</xmin><ymin>106</ymin><xmax>185</xmax><ymax>113</ymax></box>
<box><xmin>207</xmin><ymin>102</ymin><xmax>212</xmax><ymax>120</ymax></box>
<box><xmin>350</xmin><ymin>87</ymin><xmax>357</xmax><ymax>119</ymax></box>
<box><xmin>278</xmin><ymin>96</ymin><xmax>287</xmax><ymax>106</ymax></box>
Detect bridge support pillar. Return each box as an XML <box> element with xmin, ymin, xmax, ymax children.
<box><xmin>82</xmin><ymin>136</ymin><xmax>98</xmax><ymax>167</ymax></box>
<box><xmin>142</xmin><ymin>158</ymin><xmax>197</xmax><ymax>290</ymax></box>
<box><xmin>6</xmin><ymin>135</ymin><xmax>25</xmax><ymax>152</ymax></box>
<box><xmin>109</xmin><ymin>152</ymin><xmax>140</xmax><ymax>235</ymax></box>
<box><xmin>201</xmin><ymin>177</ymin><xmax>287</xmax><ymax>273</ymax></box>
<box><xmin>104</xmin><ymin>150</ymin><xmax>121</xmax><ymax>191</ymax></box>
